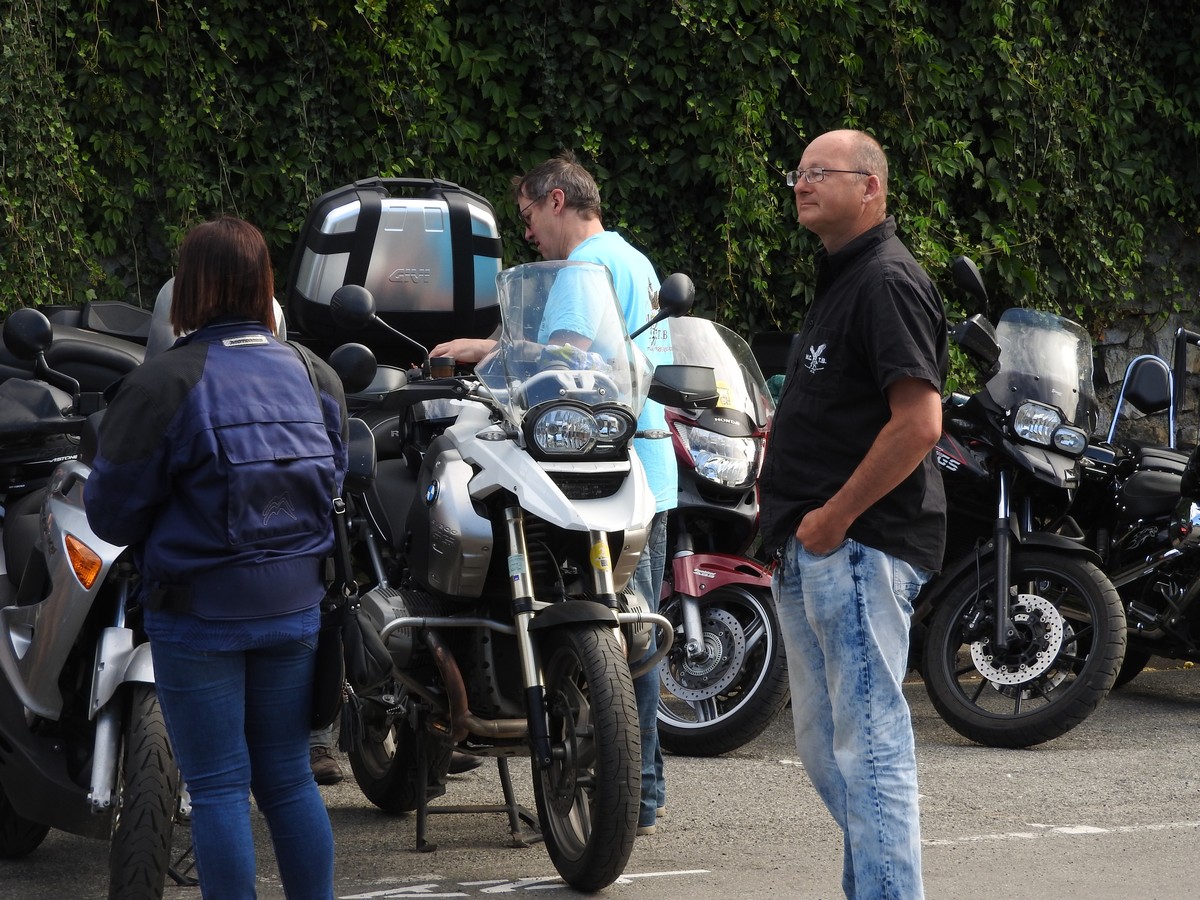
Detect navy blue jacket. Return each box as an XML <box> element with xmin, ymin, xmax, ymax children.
<box><xmin>85</xmin><ymin>319</ymin><xmax>348</xmax><ymax>620</ymax></box>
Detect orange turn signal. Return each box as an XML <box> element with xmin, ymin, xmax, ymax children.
<box><xmin>65</xmin><ymin>534</ymin><xmax>103</xmax><ymax>589</ymax></box>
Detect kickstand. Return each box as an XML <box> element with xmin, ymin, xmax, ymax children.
<box><xmin>413</xmin><ymin>753</ymin><xmax>542</xmax><ymax>852</ymax></box>
<box><xmin>168</xmin><ymin>841</ymin><xmax>199</xmax><ymax>887</ymax></box>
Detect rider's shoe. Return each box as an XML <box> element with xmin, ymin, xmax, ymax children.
<box><xmin>310</xmin><ymin>745</ymin><xmax>345</xmax><ymax>785</ymax></box>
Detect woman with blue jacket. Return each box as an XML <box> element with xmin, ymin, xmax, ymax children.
<box><xmin>85</xmin><ymin>216</ymin><xmax>347</xmax><ymax>899</ymax></box>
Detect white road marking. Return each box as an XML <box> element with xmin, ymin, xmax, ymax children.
<box><xmin>924</xmin><ymin>820</ymin><xmax>1200</xmax><ymax>846</ymax></box>
<box><xmin>338</xmin><ymin>869</ymin><xmax>713</xmax><ymax>898</ymax></box>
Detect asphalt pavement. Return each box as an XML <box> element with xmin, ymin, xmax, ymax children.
<box><xmin>6</xmin><ymin>661</ymin><xmax>1200</xmax><ymax>899</ymax></box>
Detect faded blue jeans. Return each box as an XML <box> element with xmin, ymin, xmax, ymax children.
<box><xmin>151</xmin><ymin>638</ymin><xmax>335</xmax><ymax>899</ymax></box>
<box><xmin>773</xmin><ymin>536</ymin><xmax>928</xmax><ymax>900</ymax></box>
<box><xmin>632</xmin><ymin>511</ymin><xmax>669</xmax><ymax>829</ymax></box>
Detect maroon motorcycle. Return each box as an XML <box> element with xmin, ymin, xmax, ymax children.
<box><xmin>655</xmin><ymin>317</ymin><xmax>790</xmax><ymax>756</ymax></box>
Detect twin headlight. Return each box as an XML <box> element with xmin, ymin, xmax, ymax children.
<box><xmin>1010</xmin><ymin>401</ymin><xmax>1088</xmax><ymax>456</ymax></box>
<box><xmin>525</xmin><ymin>401</ymin><xmax>636</xmax><ymax>458</ymax></box>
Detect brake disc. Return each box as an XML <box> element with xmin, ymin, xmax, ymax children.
<box><xmin>969</xmin><ymin>593</ymin><xmax>1066</xmax><ymax>686</ymax></box>
<box><xmin>660</xmin><ymin>607</ymin><xmax>747</xmax><ymax>701</ymax></box>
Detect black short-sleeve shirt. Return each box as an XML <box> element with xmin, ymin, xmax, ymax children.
<box><xmin>759</xmin><ymin>217</ymin><xmax>948</xmax><ymax>572</ymax></box>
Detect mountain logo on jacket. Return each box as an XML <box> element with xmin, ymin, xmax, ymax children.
<box><xmin>262</xmin><ymin>492</ymin><xmax>298</xmax><ymax>525</ymax></box>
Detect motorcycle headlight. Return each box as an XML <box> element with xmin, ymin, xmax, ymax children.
<box><xmin>526</xmin><ymin>402</ymin><xmax>634</xmax><ymax>459</ymax></box>
<box><xmin>1011</xmin><ymin>401</ymin><xmax>1087</xmax><ymax>457</ymax></box>
<box><xmin>674</xmin><ymin>422</ymin><xmax>762</xmax><ymax>489</ymax></box>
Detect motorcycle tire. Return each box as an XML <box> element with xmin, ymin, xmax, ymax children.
<box><xmin>922</xmin><ymin>550</ymin><xmax>1126</xmax><ymax>748</ymax></box>
<box><xmin>533</xmin><ymin>624</ymin><xmax>638</xmax><ymax>893</ymax></box>
<box><xmin>1113</xmin><ymin>647</ymin><xmax>1153</xmax><ymax>689</ymax></box>
<box><xmin>656</xmin><ymin>585</ymin><xmax>790</xmax><ymax>757</ymax></box>
<box><xmin>108</xmin><ymin>683</ymin><xmax>180</xmax><ymax>900</ymax></box>
<box><xmin>347</xmin><ymin>683</ymin><xmax>451</xmax><ymax>813</ymax></box>
<box><xmin>0</xmin><ymin>785</ymin><xmax>49</xmax><ymax>859</ymax></box>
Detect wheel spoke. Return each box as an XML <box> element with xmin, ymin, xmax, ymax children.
<box><xmin>742</xmin><ymin>612</ymin><xmax>767</xmax><ymax>651</ymax></box>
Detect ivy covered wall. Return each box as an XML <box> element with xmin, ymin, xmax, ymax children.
<box><xmin>2</xmin><ymin>0</ymin><xmax>1198</xmax><ymax>341</ymax></box>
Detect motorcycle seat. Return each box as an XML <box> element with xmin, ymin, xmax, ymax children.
<box><xmin>1137</xmin><ymin>446</ymin><xmax>1189</xmax><ymax>477</ymax></box>
<box><xmin>1120</xmin><ymin>467</ymin><xmax>1182</xmax><ymax>521</ymax></box>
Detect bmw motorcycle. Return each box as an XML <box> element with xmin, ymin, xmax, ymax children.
<box><xmin>654</xmin><ymin>315</ymin><xmax>790</xmax><ymax>756</ymax></box>
<box><xmin>916</xmin><ymin>257</ymin><xmax>1127</xmax><ymax>748</ymax></box>
<box><xmin>0</xmin><ymin>308</ymin><xmax>182</xmax><ymax>899</ymax></box>
<box><xmin>325</xmin><ymin>261</ymin><xmax>717</xmax><ymax>891</ymax></box>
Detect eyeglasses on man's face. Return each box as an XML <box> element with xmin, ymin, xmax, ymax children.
<box><xmin>785</xmin><ymin>167</ymin><xmax>871</xmax><ymax>186</ymax></box>
<box><xmin>519</xmin><ymin>194</ymin><xmax>546</xmax><ymax>226</ymax></box>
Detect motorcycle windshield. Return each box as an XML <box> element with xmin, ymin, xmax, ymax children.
<box><xmin>985</xmin><ymin>308</ymin><xmax>1098</xmax><ymax>429</ymax></box>
<box><xmin>475</xmin><ymin>260</ymin><xmax>652</xmax><ymax>431</ymax></box>
<box><xmin>667</xmin><ymin>317</ymin><xmax>774</xmax><ymax>427</ymax></box>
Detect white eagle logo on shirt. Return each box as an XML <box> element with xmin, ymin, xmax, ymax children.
<box><xmin>805</xmin><ymin>343</ymin><xmax>828</xmax><ymax>374</ymax></box>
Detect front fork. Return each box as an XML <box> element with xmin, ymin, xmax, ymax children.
<box><xmin>981</xmin><ymin>469</ymin><xmax>1017</xmax><ymax>652</ymax></box>
<box><xmin>503</xmin><ymin>506</ymin><xmax>554</xmax><ymax>768</ymax></box>
<box><xmin>504</xmin><ymin>506</ymin><xmax>672</xmax><ymax>770</ymax></box>
<box><xmin>87</xmin><ymin>563</ymin><xmax>155</xmax><ymax>812</ymax></box>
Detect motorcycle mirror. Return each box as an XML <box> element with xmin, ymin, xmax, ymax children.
<box><xmin>2</xmin><ymin>307</ymin><xmax>81</xmax><ymax>398</ymax></box>
<box><xmin>648</xmin><ymin>363</ymin><xmax>719</xmax><ymax>409</ymax></box>
<box><xmin>3</xmin><ymin>307</ymin><xmax>54</xmax><ymax>361</ymax></box>
<box><xmin>329</xmin><ymin>283</ymin><xmax>430</xmax><ymax>371</ymax></box>
<box><xmin>329</xmin><ymin>284</ymin><xmax>376</xmax><ymax>331</ymax></box>
<box><xmin>950</xmin><ymin>314</ymin><xmax>1002</xmax><ymax>379</ymax></box>
<box><xmin>630</xmin><ymin>273</ymin><xmax>696</xmax><ymax>341</ymax></box>
<box><xmin>328</xmin><ymin>342</ymin><xmax>379</xmax><ymax>395</ymax></box>
<box><xmin>950</xmin><ymin>256</ymin><xmax>988</xmax><ymax>308</ymax></box>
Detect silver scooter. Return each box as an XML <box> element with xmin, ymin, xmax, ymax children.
<box><xmin>0</xmin><ymin>307</ymin><xmax>185</xmax><ymax>899</ymax></box>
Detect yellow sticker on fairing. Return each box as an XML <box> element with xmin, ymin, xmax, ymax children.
<box><xmin>590</xmin><ymin>542</ymin><xmax>611</xmax><ymax>571</ymax></box>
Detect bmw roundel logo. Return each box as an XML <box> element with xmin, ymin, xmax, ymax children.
<box><xmin>425</xmin><ymin>481</ymin><xmax>439</xmax><ymax>505</ymax></box>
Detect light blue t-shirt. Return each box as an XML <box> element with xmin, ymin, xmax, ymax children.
<box><xmin>568</xmin><ymin>231</ymin><xmax>677</xmax><ymax>513</ymax></box>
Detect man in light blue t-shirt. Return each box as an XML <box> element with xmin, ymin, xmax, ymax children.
<box><xmin>432</xmin><ymin>151</ymin><xmax>675</xmax><ymax>836</ymax></box>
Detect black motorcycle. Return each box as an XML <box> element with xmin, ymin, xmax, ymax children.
<box><xmin>915</xmin><ymin>257</ymin><xmax>1127</xmax><ymax>748</ymax></box>
<box><xmin>1066</xmin><ymin>327</ymin><xmax>1200</xmax><ymax>686</ymax></box>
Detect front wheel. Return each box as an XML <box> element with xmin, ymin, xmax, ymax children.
<box><xmin>922</xmin><ymin>550</ymin><xmax>1125</xmax><ymax>748</ymax></box>
<box><xmin>657</xmin><ymin>585</ymin><xmax>790</xmax><ymax>756</ymax></box>
<box><xmin>108</xmin><ymin>683</ymin><xmax>180</xmax><ymax>900</ymax></box>
<box><xmin>533</xmin><ymin>624</ymin><xmax>639</xmax><ymax>892</ymax></box>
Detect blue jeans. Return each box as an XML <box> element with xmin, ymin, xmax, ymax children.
<box><xmin>151</xmin><ymin>638</ymin><xmax>335</xmax><ymax>899</ymax></box>
<box><xmin>632</xmin><ymin>511</ymin><xmax>668</xmax><ymax>828</ymax></box>
<box><xmin>773</xmin><ymin>537</ymin><xmax>928</xmax><ymax>900</ymax></box>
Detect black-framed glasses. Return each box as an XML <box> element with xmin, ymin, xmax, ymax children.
<box><xmin>518</xmin><ymin>194</ymin><xmax>546</xmax><ymax>226</ymax></box>
<box><xmin>785</xmin><ymin>167</ymin><xmax>871</xmax><ymax>186</ymax></box>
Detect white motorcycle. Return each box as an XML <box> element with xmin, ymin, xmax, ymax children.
<box><xmin>324</xmin><ymin>260</ymin><xmax>716</xmax><ymax>891</ymax></box>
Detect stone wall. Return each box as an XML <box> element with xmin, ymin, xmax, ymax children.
<box><xmin>1093</xmin><ymin>231</ymin><xmax>1200</xmax><ymax>450</ymax></box>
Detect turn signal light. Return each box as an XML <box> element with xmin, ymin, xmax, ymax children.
<box><xmin>66</xmin><ymin>534</ymin><xmax>103</xmax><ymax>589</ymax></box>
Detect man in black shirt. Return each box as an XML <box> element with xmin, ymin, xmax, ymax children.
<box><xmin>759</xmin><ymin>130</ymin><xmax>947</xmax><ymax>899</ymax></box>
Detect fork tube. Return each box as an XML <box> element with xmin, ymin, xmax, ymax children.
<box><xmin>993</xmin><ymin>470</ymin><xmax>1014</xmax><ymax>652</ymax></box>
<box><xmin>503</xmin><ymin>507</ymin><xmax>552</xmax><ymax>767</ymax></box>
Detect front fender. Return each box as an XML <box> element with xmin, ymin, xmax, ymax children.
<box><xmin>670</xmin><ymin>552</ymin><xmax>773</xmax><ymax>599</ymax></box>
<box><xmin>89</xmin><ymin>627</ymin><xmax>155</xmax><ymax>719</ymax></box>
<box><xmin>527</xmin><ymin>600</ymin><xmax>619</xmax><ymax>631</ymax></box>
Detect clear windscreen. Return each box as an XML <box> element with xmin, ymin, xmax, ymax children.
<box><xmin>475</xmin><ymin>260</ymin><xmax>653</xmax><ymax>429</ymax></box>
<box><xmin>985</xmin><ymin>307</ymin><xmax>1098</xmax><ymax>429</ymax></box>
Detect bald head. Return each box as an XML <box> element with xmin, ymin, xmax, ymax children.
<box><xmin>792</xmin><ymin>130</ymin><xmax>890</xmax><ymax>252</ymax></box>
